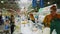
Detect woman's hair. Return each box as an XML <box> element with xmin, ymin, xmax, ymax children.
<box><xmin>11</xmin><ymin>15</ymin><xmax>14</xmax><ymax>17</ymax></box>
<box><xmin>50</xmin><ymin>5</ymin><xmax>57</xmax><ymax>11</ymax></box>
<box><xmin>10</xmin><ymin>15</ymin><xmax>14</xmax><ymax>20</ymax></box>
<box><xmin>30</xmin><ymin>14</ymin><xmax>33</xmax><ymax>16</ymax></box>
<box><xmin>6</xmin><ymin>20</ymin><xmax>9</xmax><ymax>22</ymax></box>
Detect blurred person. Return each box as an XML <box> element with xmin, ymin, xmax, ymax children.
<box><xmin>29</xmin><ymin>13</ymin><xmax>35</xmax><ymax>23</ymax></box>
<box><xmin>43</xmin><ymin>5</ymin><xmax>60</xmax><ymax>34</ymax></box>
<box><xmin>29</xmin><ymin>13</ymin><xmax>36</xmax><ymax>28</ymax></box>
<box><xmin>7</xmin><ymin>9</ymin><xmax>15</xmax><ymax>34</ymax></box>
<box><xmin>43</xmin><ymin>5</ymin><xmax>60</xmax><ymax>27</ymax></box>
<box><xmin>4</xmin><ymin>20</ymin><xmax>10</xmax><ymax>34</ymax></box>
<box><xmin>5</xmin><ymin>15</ymin><xmax>10</xmax><ymax>21</ymax></box>
<box><xmin>10</xmin><ymin>15</ymin><xmax>15</xmax><ymax>34</ymax></box>
<box><xmin>0</xmin><ymin>11</ymin><xmax>4</xmax><ymax>25</ymax></box>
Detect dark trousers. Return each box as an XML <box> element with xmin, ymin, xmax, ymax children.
<box><xmin>11</xmin><ymin>25</ymin><xmax>14</xmax><ymax>34</ymax></box>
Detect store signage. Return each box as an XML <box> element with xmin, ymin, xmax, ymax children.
<box><xmin>32</xmin><ymin>0</ymin><xmax>37</xmax><ymax>8</ymax></box>
<box><xmin>39</xmin><ymin>0</ymin><xmax>44</xmax><ymax>8</ymax></box>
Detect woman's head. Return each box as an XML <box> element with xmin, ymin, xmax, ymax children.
<box><xmin>30</xmin><ymin>14</ymin><xmax>33</xmax><ymax>16</ymax></box>
<box><xmin>11</xmin><ymin>15</ymin><xmax>14</xmax><ymax>21</ymax></box>
<box><xmin>50</xmin><ymin>5</ymin><xmax>57</xmax><ymax>16</ymax></box>
<box><xmin>6</xmin><ymin>20</ymin><xmax>9</xmax><ymax>23</ymax></box>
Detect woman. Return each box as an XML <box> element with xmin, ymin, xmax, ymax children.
<box><xmin>4</xmin><ymin>20</ymin><xmax>10</xmax><ymax>34</ymax></box>
<box><xmin>10</xmin><ymin>15</ymin><xmax>15</xmax><ymax>34</ymax></box>
<box><xmin>29</xmin><ymin>13</ymin><xmax>35</xmax><ymax>23</ymax></box>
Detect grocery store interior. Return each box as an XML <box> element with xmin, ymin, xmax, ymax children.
<box><xmin>0</xmin><ymin>0</ymin><xmax>60</xmax><ymax>34</ymax></box>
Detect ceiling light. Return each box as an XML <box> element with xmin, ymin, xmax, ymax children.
<box><xmin>47</xmin><ymin>2</ymin><xmax>50</xmax><ymax>4</ymax></box>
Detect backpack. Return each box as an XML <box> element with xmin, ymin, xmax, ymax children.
<box><xmin>50</xmin><ymin>18</ymin><xmax>60</xmax><ymax>34</ymax></box>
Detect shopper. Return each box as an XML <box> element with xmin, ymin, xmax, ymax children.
<box><xmin>4</xmin><ymin>20</ymin><xmax>10</xmax><ymax>34</ymax></box>
<box><xmin>0</xmin><ymin>11</ymin><xmax>4</xmax><ymax>25</ymax></box>
<box><xmin>10</xmin><ymin>15</ymin><xmax>15</xmax><ymax>34</ymax></box>
<box><xmin>29</xmin><ymin>13</ymin><xmax>35</xmax><ymax>23</ymax></box>
<box><xmin>43</xmin><ymin>5</ymin><xmax>60</xmax><ymax>34</ymax></box>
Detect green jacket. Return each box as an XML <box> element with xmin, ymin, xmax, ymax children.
<box><xmin>50</xmin><ymin>18</ymin><xmax>60</xmax><ymax>34</ymax></box>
